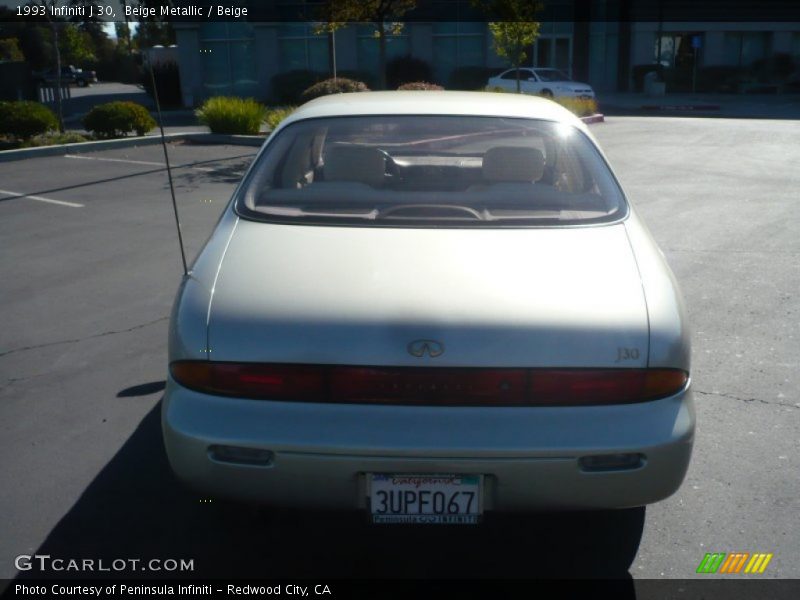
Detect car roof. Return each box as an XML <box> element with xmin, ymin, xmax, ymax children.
<box><xmin>281</xmin><ymin>91</ymin><xmax>586</xmax><ymax>131</ymax></box>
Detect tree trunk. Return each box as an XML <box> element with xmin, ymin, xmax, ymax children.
<box><xmin>331</xmin><ymin>29</ymin><xmax>337</xmax><ymax>81</ymax></box>
<box><xmin>122</xmin><ymin>0</ymin><xmax>133</xmax><ymax>56</ymax></box>
<box><xmin>378</xmin><ymin>26</ymin><xmax>387</xmax><ymax>90</ymax></box>
<box><xmin>51</xmin><ymin>22</ymin><xmax>64</xmax><ymax>133</ymax></box>
<box><xmin>515</xmin><ymin>64</ymin><xmax>521</xmax><ymax>93</ymax></box>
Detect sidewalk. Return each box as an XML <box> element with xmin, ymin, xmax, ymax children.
<box><xmin>598</xmin><ymin>91</ymin><xmax>800</xmax><ymax>119</ymax></box>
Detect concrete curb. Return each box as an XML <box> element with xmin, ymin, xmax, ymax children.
<box><xmin>581</xmin><ymin>113</ymin><xmax>605</xmax><ymax>124</ymax></box>
<box><xmin>0</xmin><ymin>132</ymin><xmax>266</xmax><ymax>163</ymax></box>
<box><xmin>641</xmin><ymin>104</ymin><xmax>721</xmax><ymax>112</ymax></box>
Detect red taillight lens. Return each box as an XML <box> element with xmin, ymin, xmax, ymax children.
<box><xmin>170</xmin><ymin>362</ymin><xmax>688</xmax><ymax>406</ymax></box>
<box><xmin>529</xmin><ymin>368</ymin><xmax>689</xmax><ymax>403</ymax></box>
<box><xmin>169</xmin><ymin>362</ymin><xmax>325</xmax><ymax>401</ymax></box>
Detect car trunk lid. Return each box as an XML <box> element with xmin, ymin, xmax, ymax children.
<box><xmin>207</xmin><ymin>220</ymin><xmax>648</xmax><ymax>368</ymax></box>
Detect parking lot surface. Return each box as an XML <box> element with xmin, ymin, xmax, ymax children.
<box><xmin>1</xmin><ymin>118</ymin><xmax>798</xmax><ymax>581</ymax></box>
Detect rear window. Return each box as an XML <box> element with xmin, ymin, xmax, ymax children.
<box><xmin>236</xmin><ymin>115</ymin><xmax>627</xmax><ymax>227</ymax></box>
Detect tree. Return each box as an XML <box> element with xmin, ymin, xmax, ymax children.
<box><xmin>316</xmin><ymin>0</ymin><xmax>417</xmax><ymax>89</ymax></box>
<box><xmin>311</xmin><ymin>22</ymin><xmax>345</xmax><ymax>81</ymax></box>
<box><xmin>59</xmin><ymin>23</ymin><xmax>96</xmax><ymax>65</ymax></box>
<box><xmin>132</xmin><ymin>0</ymin><xmax>176</xmax><ymax>50</ymax></box>
<box><xmin>17</xmin><ymin>26</ymin><xmax>53</xmax><ymax>70</ymax></box>
<box><xmin>117</xmin><ymin>0</ymin><xmax>134</xmax><ymax>55</ymax></box>
<box><xmin>134</xmin><ymin>20</ymin><xmax>176</xmax><ymax>50</ymax></box>
<box><xmin>476</xmin><ymin>0</ymin><xmax>543</xmax><ymax>92</ymax></box>
<box><xmin>28</xmin><ymin>0</ymin><xmax>65</xmax><ymax>132</ymax></box>
<box><xmin>0</xmin><ymin>37</ymin><xmax>25</xmax><ymax>62</ymax></box>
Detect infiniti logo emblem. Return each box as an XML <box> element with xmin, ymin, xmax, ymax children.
<box><xmin>407</xmin><ymin>339</ymin><xmax>445</xmax><ymax>358</ymax></box>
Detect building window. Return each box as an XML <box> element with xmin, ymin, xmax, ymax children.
<box><xmin>432</xmin><ymin>22</ymin><xmax>486</xmax><ymax>84</ymax></box>
<box><xmin>533</xmin><ymin>21</ymin><xmax>574</xmax><ymax>75</ymax></box>
<box><xmin>723</xmin><ymin>32</ymin><xmax>772</xmax><ymax>67</ymax></box>
<box><xmin>655</xmin><ymin>33</ymin><xmax>704</xmax><ymax>68</ymax></box>
<box><xmin>278</xmin><ymin>23</ymin><xmax>330</xmax><ymax>72</ymax></box>
<box><xmin>356</xmin><ymin>25</ymin><xmax>410</xmax><ymax>75</ymax></box>
<box><xmin>199</xmin><ymin>22</ymin><xmax>256</xmax><ymax>97</ymax></box>
<box><xmin>534</xmin><ymin>37</ymin><xmax>572</xmax><ymax>74</ymax></box>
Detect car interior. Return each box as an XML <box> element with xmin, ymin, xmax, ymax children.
<box><xmin>244</xmin><ymin>117</ymin><xmax>622</xmax><ymax>223</ymax></box>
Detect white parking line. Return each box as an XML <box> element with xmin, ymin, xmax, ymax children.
<box><xmin>0</xmin><ymin>188</ymin><xmax>84</xmax><ymax>208</ymax></box>
<box><xmin>66</xmin><ymin>154</ymin><xmax>164</xmax><ymax>167</ymax></box>
<box><xmin>66</xmin><ymin>154</ymin><xmax>216</xmax><ymax>172</ymax></box>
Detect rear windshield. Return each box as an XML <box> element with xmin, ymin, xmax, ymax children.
<box><xmin>237</xmin><ymin>115</ymin><xmax>627</xmax><ymax>227</ymax></box>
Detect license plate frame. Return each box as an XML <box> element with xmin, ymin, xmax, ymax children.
<box><xmin>367</xmin><ymin>473</ymin><xmax>484</xmax><ymax>525</ymax></box>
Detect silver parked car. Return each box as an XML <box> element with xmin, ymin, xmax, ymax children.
<box><xmin>487</xmin><ymin>67</ymin><xmax>595</xmax><ymax>99</ymax></box>
<box><xmin>163</xmin><ymin>91</ymin><xmax>693</xmax><ymax>524</ymax></box>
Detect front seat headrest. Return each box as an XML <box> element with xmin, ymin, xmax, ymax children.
<box><xmin>323</xmin><ymin>144</ymin><xmax>386</xmax><ymax>188</ymax></box>
<box><xmin>482</xmin><ymin>146</ymin><xmax>545</xmax><ymax>183</ymax></box>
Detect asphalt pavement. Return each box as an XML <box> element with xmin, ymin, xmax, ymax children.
<box><xmin>0</xmin><ymin>117</ymin><xmax>798</xmax><ymax>584</ymax></box>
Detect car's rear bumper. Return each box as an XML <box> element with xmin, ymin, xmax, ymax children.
<box><xmin>162</xmin><ymin>377</ymin><xmax>694</xmax><ymax>511</ymax></box>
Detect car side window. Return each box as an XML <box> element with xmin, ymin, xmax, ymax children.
<box><xmin>553</xmin><ymin>142</ymin><xmax>589</xmax><ymax>194</ymax></box>
<box><xmin>500</xmin><ymin>70</ymin><xmax>518</xmax><ymax>80</ymax></box>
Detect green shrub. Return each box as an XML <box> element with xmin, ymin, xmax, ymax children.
<box><xmin>0</xmin><ymin>100</ymin><xmax>58</xmax><ymax>139</ymax></box>
<box><xmin>554</xmin><ymin>97</ymin><xmax>598</xmax><ymax>117</ymax></box>
<box><xmin>481</xmin><ymin>89</ymin><xmax>598</xmax><ymax>117</ymax></box>
<box><xmin>300</xmin><ymin>77</ymin><xmax>370</xmax><ymax>103</ymax></box>
<box><xmin>195</xmin><ymin>96</ymin><xmax>266</xmax><ymax>135</ymax></box>
<box><xmin>397</xmin><ymin>81</ymin><xmax>444</xmax><ymax>91</ymax></box>
<box><xmin>271</xmin><ymin>70</ymin><xmax>324</xmax><ymax>105</ymax></box>
<box><xmin>449</xmin><ymin>66</ymin><xmax>498</xmax><ymax>90</ymax></box>
<box><xmin>20</xmin><ymin>132</ymin><xmax>90</xmax><ymax>148</ymax></box>
<box><xmin>265</xmin><ymin>106</ymin><xmax>296</xmax><ymax>131</ymax></box>
<box><xmin>83</xmin><ymin>101</ymin><xmax>156</xmax><ymax>138</ymax></box>
<box><xmin>338</xmin><ymin>70</ymin><xmax>378</xmax><ymax>90</ymax></box>
<box><xmin>386</xmin><ymin>55</ymin><xmax>434</xmax><ymax>89</ymax></box>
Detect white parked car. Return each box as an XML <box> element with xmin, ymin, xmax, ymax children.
<box><xmin>163</xmin><ymin>91</ymin><xmax>692</xmax><ymax>525</ymax></box>
<box><xmin>487</xmin><ymin>68</ymin><xmax>595</xmax><ymax>99</ymax></box>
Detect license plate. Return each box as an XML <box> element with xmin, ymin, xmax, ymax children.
<box><xmin>368</xmin><ymin>473</ymin><xmax>483</xmax><ymax>524</ymax></box>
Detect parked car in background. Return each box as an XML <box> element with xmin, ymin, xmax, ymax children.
<box><xmin>33</xmin><ymin>65</ymin><xmax>97</xmax><ymax>87</ymax></box>
<box><xmin>163</xmin><ymin>91</ymin><xmax>692</xmax><ymax>525</ymax></box>
<box><xmin>488</xmin><ymin>68</ymin><xmax>595</xmax><ymax>99</ymax></box>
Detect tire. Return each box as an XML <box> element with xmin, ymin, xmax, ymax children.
<box><xmin>540</xmin><ymin>89</ymin><xmax>554</xmax><ymax>98</ymax></box>
<box><xmin>77</xmin><ymin>79</ymin><xmax>88</xmax><ymax>88</ymax></box>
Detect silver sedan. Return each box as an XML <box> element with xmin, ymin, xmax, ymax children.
<box><xmin>163</xmin><ymin>91</ymin><xmax>693</xmax><ymax>525</ymax></box>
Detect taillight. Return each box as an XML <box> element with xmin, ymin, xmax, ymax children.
<box><xmin>171</xmin><ymin>362</ymin><xmax>688</xmax><ymax>406</ymax></box>
<box><xmin>169</xmin><ymin>362</ymin><xmax>325</xmax><ymax>401</ymax></box>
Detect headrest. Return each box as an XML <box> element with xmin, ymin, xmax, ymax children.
<box><xmin>482</xmin><ymin>146</ymin><xmax>545</xmax><ymax>182</ymax></box>
<box><xmin>323</xmin><ymin>144</ymin><xmax>386</xmax><ymax>187</ymax></box>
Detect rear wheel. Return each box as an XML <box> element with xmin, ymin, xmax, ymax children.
<box><xmin>77</xmin><ymin>79</ymin><xmax>88</xmax><ymax>88</ymax></box>
<box><xmin>540</xmin><ymin>89</ymin><xmax>554</xmax><ymax>98</ymax></box>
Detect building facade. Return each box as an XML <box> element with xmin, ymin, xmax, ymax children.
<box><xmin>172</xmin><ymin>1</ymin><xmax>800</xmax><ymax>106</ymax></box>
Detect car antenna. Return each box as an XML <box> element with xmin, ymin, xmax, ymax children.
<box><xmin>147</xmin><ymin>56</ymin><xmax>188</xmax><ymax>276</ymax></box>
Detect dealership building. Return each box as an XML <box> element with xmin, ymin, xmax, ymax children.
<box><xmin>171</xmin><ymin>1</ymin><xmax>800</xmax><ymax>105</ymax></box>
